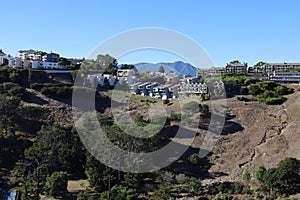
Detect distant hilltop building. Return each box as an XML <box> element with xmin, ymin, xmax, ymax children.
<box><xmin>269</xmin><ymin>71</ymin><xmax>300</xmax><ymax>83</ymax></box>
<box><xmin>0</xmin><ymin>49</ymin><xmax>8</xmax><ymax>66</ymax></box>
<box><xmin>15</xmin><ymin>49</ymin><xmax>61</xmax><ymax>69</ymax></box>
<box><xmin>17</xmin><ymin>49</ymin><xmax>47</xmax><ymax>60</ymax></box>
<box><xmin>263</xmin><ymin>62</ymin><xmax>300</xmax><ymax>73</ymax></box>
<box><xmin>225</xmin><ymin>62</ymin><xmax>248</xmax><ymax>74</ymax></box>
<box><xmin>203</xmin><ymin>62</ymin><xmax>248</xmax><ymax>76</ymax></box>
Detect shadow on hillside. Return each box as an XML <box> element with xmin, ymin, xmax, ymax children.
<box><xmin>23</xmin><ymin>90</ymin><xmax>49</xmax><ymax>105</ymax></box>
<box><xmin>198</xmin><ymin>113</ymin><xmax>244</xmax><ymax>135</ymax></box>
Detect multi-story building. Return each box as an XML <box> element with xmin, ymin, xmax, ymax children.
<box><xmin>204</xmin><ymin>67</ymin><xmax>226</xmax><ymax>76</ymax></box>
<box><xmin>17</xmin><ymin>49</ymin><xmax>47</xmax><ymax>60</ymax></box>
<box><xmin>42</xmin><ymin>52</ymin><xmax>59</xmax><ymax>62</ymax></box>
<box><xmin>225</xmin><ymin>63</ymin><xmax>248</xmax><ymax>74</ymax></box>
<box><xmin>269</xmin><ymin>71</ymin><xmax>300</xmax><ymax>83</ymax></box>
<box><xmin>263</xmin><ymin>63</ymin><xmax>300</xmax><ymax>73</ymax></box>
<box><xmin>8</xmin><ymin>56</ymin><xmax>23</xmax><ymax>68</ymax></box>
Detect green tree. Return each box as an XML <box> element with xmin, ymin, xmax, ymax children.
<box><xmin>158</xmin><ymin>65</ymin><xmax>165</xmax><ymax>73</ymax></box>
<box><xmin>230</xmin><ymin>60</ymin><xmax>241</xmax><ymax>64</ymax></box>
<box><xmin>264</xmin><ymin>158</ymin><xmax>300</xmax><ymax>195</ymax></box>
<box><xmin>242</xmin><ymin>170</ymin><xmax>251</xmax><ymax>182</ymax></box>
<box><xmin>254</xmin><ymin>61</ymin><xmax>266</xmax><ymax>67</ymax></box>
<box><xmin>0</xmin><ymin>95</ymin><xmax>20</xmax><ymax>134</ymax></box>
<box><xmin>109</xmin><ymin>185</ymin><xmax>137</xmax><ymax>200</ymax></box>
<box><xmin>254</xmin><ymin>165</ymin><xmax>267</xmax><ymax>183</ymax></box>
<box><xmin>44</xmin><ymin>171</ymin><xmax>68</xmax><ymax>197</ymax></box>
<box><xmin>188</xmin><ymin>177</ymin><xmax>202</xmax><ymax>195</ymax></box>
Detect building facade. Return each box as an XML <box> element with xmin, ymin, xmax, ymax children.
<box><xmin>263</xmin><ymin>63</ymin><xmax>300</xmax><ymax>73</ymax></box>
<box><xmin>225</xmin><ymin>63</ymin><xmax>248</xmax><ymax>74</ymax></box>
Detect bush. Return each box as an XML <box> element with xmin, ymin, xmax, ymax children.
<box><xmin>109</xmin><ymin>185</ymin><xmax>137</xmax><ymax>200</ymax></box>
<box><xmin>247</xmin><ymin>81</ymin><xmax>292</xmax><ymax>105</ymax></box>
<box><xmin>17</xmin><ymin>106</ymin><xmax>50</xmax><ymax>120</ymax></box>
<box><xmin>40</xmin><ymin>86</ymin><xmax>72</xmax><ymax>98</ymax></box>
<box><xmin>200</xmin><ymin>104</ymin><xmax>209</xmax><ymax>114</ymax></box>
<box><xmin>163</xmin><ymin>99</ymin><xmax>170</xmax><ymax>104</ymax></box>
<box><xmin>8</xmin><ymin>85</ymin><xmax>25</xmax><ymax>98</ymax></box>
<box><xmin>44</xmin><ymin>171</ymin><xmax>68</xmax><ymax>197</ymax></box>
<box><xmin>217</xmin><ymin>183</ymin><xmax>226</xmax><ymax>193</ymax></box>
<box><xmin>234</xmin><ymin>183</ymin><xmax>243</xmax><ymax>194</ymax></box>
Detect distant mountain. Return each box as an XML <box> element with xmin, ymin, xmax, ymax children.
<box><xmin>133</xmin><ymin>61</ymin><xmax>196</xmax><ymax>76</ymax></box>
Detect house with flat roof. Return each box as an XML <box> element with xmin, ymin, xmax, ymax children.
<box><xmin>263</xmin><ymin>62</ymin><xmax>300</xmax><ymax>73</ymax></box>
<box><xmin>269</xmin><ymin>71</ymin><xmax>300</xmax><ymax>83</ymax></box>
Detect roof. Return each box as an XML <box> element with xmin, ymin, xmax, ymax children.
<box><xmin>226</xmin><ymin>63</ymin><xmax>248</xmax><ymax>67</ymax></box>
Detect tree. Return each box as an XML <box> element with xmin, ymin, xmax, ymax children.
<box><xmin>263</xmin><ymin>158</ymin><xmax>300</xmax><ymax>195</ymax></box>
<box><xmin>0</xmin><ymin>95</ymin><xmax>20</xmax><ymax>134</ymax></box>
<box><xmin>44</xmin><ymin>171</ymin><xmax>68</xmax><ymax>197</ymax></box>
<box><xmin>58</xmin><ymin>57</ymin><xmax>70</xmax><ymax>67</ymax></box>
<box><xmin>230</xmin><ymin>60</ymin><xmax>241</xmax><ymax>64</ymax></box>
<box><xmin>12</xmin><ymin>125</ymin><xmax>85</xmax><ymax>198</ymax></box>
<box><xmin>254</xmin><ymin>61</ymin><xmax>266</xmax><ymax>67</ymax></box>
<box><xmin>254</xmin><ymin>165</ymin><xmax>267</xmax><ymax>183</ymax></box>
<box><xmin>242</xmin><ymin>170</ymin><xmax>251</xmax><ymax>182</ymax></box>
<box><xmin>95</xmin><ymin>54</ymin><xmax>118</xmax><ymax>74</ymax></box>
<box><xmin>188</xmin><ymin>177</ymin><xmax>202</xmax><ymax>195</ymax></box>
<box><xmin>158</xmin><ymin>65</ymin><xmax>165</xmax><ymax>73</ymax></box>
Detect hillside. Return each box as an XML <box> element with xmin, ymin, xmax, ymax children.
<box><xmin>195</xmin><ymin>89</ymin><xmax>300</xmax><ymax>184</ymax></box>
<box><xmin>1</xmin><ymin>68</ymin><xmax>300</xmax><ymax>199</ymax></box>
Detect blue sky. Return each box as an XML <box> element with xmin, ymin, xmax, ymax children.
<box><xmin>1</xmin><ymin>0</ymin><xmax>300</xmax><ymax>67</ymax></box>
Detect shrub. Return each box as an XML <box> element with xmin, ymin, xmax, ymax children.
<box><xmin>217</xmin><ymin>183</ymin><xmax>226</xmax><ymax>193</ymax></box>
<box><xmin>40</xmin><ymin>86</ymin><xmax>72</xmax><ymax>98</ymax></box>
<box><xmin>200</xmin><ymin>104</ymin><xmax>209</xmax><ymax>114</ymax></box>
<box><xmin>234</xmin><ymin>182</ymin><xmax>243</xmax><ymax>194</ymax></box>
<box><xmin>44</xmin><ymin>171</ymin><xmax>68</xmax><ymax>197</ymax></box>
<box><xmin>163</xmin><ymin>99</ymin><xmax>170</xmax><ymax>104</ymax></box>
<box><xmin>8</xmin><ymin>85</ymin><xmax>25</xmax><ymax>98</ymax></box>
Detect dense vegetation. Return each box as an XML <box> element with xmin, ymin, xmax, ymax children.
<box><xmin>221</xmin><ymin>75</ymin><xmax>294</xmax><ymax>105</ymax></box>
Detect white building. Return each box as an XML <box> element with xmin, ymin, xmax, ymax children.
<box><xmin>43</xmin><ymin>62</ymin><xmax>59</xmax><ymax>69</ymax></box>
<box><xmin>263</xmin><ymin>63</ymin><xmax>300</xmax><ymax>73</ymax></box>
<box><xmin>8</xmin><ymin>56</ymin><xmax>23</xmax><ymax>68</ymax></box>
<box><xmin>32</xmin><ymin>60</ymin><xmax>44</xmax><ymax>68</ymax></box>
<box><xmin>117</xmin><ymin>68</ymin><xmax>137</xmax><ymax>85</ymax></box>
<box><xmin>269</xmin><ymin>71</ymin><xmax>300</xmax><ymax>83</ymax></box>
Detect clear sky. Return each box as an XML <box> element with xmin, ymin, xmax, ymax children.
<box><xmin>1</xmin><ymin>0</ymin><xmax>300</xmax><ymax>67</ymax></box>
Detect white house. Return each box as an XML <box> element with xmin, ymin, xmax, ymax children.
<box><xmin>43</xmin><ymin>62</ymin><xmax>59</xmax><ymax>69</ymax></box>
<box><xmin>117</xmin><ymin>68</ymin><xmax>137</xmax><ymax>85</ymax></box>
<box><xmin>8</xmin><ymin>57</ymin><xmax>23</xmax><ymax>68</ymax></box>
<box><xmin>32</xmin><ymin>60</ymin><xmax>44</xmax><ymax>68</ymax></box>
